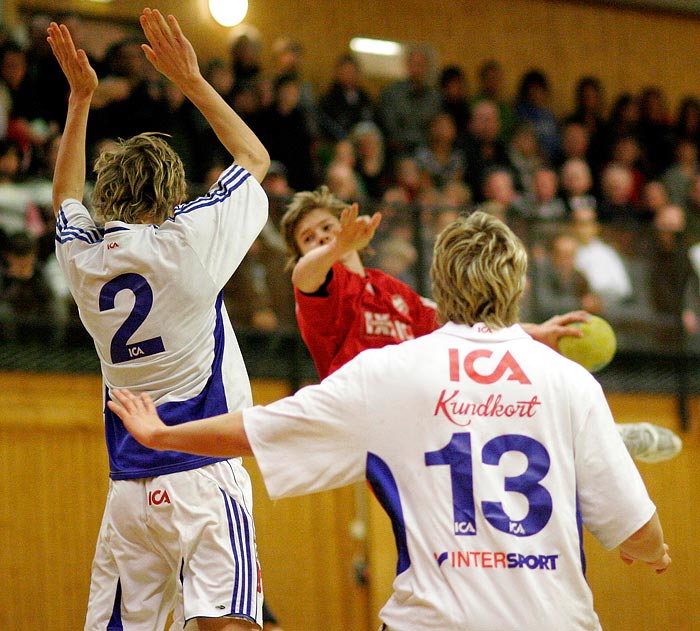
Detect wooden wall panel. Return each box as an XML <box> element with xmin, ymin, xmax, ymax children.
<box><xmin>9</xmin><ymin>0</ymin><xmax>700</xmax><ymax>116</ymax></box>
<box><xmin>0</xmin><ymin>373</ymin><xmax>366</xmax><ymax>631</ymax></box>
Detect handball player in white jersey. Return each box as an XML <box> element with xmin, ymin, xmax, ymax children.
<box><xmin>49</xmin><ymin>9</ymin><xmax>270</xmax><ymax>631</ymax></box>
<box><xmin>110</xmin><ymin>211</ymin><xmax>671</xmax><ymax>631</ymax></box>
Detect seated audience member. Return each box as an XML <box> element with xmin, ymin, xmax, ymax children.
<box><xmin>377</xmin><ymin>43</ymin><xmax>442</xmax><ymax>156</ymax></box>
<box><xmin>508</xmin><ymin>120</ymin><xmax>546</xmax><ymax>195</ymax></box>
<box><xmin>661</xmin><ymin>137</ymin><xmax>698</xmax><ymax>206</ymax></box>
<box><xmin>414</xmin><ymin>111</ymin><xmax>466</xmax><ymax>189</ymax></box>
<box><xmin>462</xmin><ymin>98</ymin><xmax>512</xmax><ymax>201</ymax></box>
<box><xmin>0</xmin><ymin>230</ymin><xmax>63</xmax><ymax>343</ymax></box>
<box><xmin>515</xmin><ymin>165</ymin><xmax>566</xmax><ymax>221</ymax></box>
<box><xmin>638</xmin><ymin>179</ymin><xmax>670</xmax><ymax>224</ymax></box>
<box><xmin>684</xmin><ymin>173</ymin><xmax>700</xmax><ymax>244</ymax></box>
<box><xmin>609</xmin><ymin>134</ymin><xmax>647</xmax><ymax>205</ymax></box>
<box><xmin>560</xmin><ymin>157</ymin><xmax>597</xmax><ymax>215</ymax></box>
<box><xmin>438</xmin><ymin>64</ymin><xmax>470</xmax><ymax>138</ymax></box>
<box><xmin>529</xmin><ymin>229</ymin><xmax>602</xmax><ymax>320</ymax></box>
<box><xmin>350</xmin><ymin>121</ymin><xmax>390</xmax><ymax>201</ymax></box>
<box><xmin>472</xmin><ymin>59</ymin><xmax>516</xmax><ymax>143</ymax></box>
<box><xmin>318</xmin><ymin>52</ymin><xmax>375</xmax><ymax>143</ymax></box>
<box><xmin>597</xmin><ymin>162</ymin><xmax>639</xmax><ymax>224</ymax></box>
<box><xmin>570</xmin><ymin>206</ymin><xmax>634</xmax><ymax>313</ymax></box>
<box><xmin>514</xmin><ymin>68</ymin><xmax>560</xmax><ymax>162</ymax></box>
<box><xmin>556</xmin><ymin>120</ymin><xmax>591</xmax><ymax>169</ymax></box>
<box><xmin>0</xmin><ymin>139</ymin><xmax>41</xmax><ymax>239</ymax></box>
<box><xmin>647</xmin><ymin>204</ymin><xmax>690</xmax><ymax>336</ymax></box>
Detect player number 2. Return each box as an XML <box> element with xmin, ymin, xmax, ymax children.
<box><xmin>99</xmin><ymin>273</ymin><xmax>165</xmax><ymax>364</ymax></box>
<box><xmin>425</xmin><ymin>432</ymin><xmax>552</xmax><ymax>537</ymax></box>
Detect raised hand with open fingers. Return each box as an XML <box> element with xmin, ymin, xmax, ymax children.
<box><xmin>46</xmin><ymin>22</ymin><xmax>97</xmax><ymax>99</ymax></box>
<box><xmin>139</xmin><ymin>8</ymin><xmax>201</xmax><ymax>87</ymax></box>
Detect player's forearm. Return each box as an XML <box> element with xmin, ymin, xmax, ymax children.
<box><xmin>154</xmin><ymin>410</ymin><xmax>253</xmax><ymax>457</ymax></box>
<box><xmin>292</xmin><ymin>242</ymin><xmax>345</xmax><ymax>293</ymax></box>
<box><xmin>180</xmin><ymin>75</ymin><xmax>269</xmax><ymax>182</ymax></box>
<box><xmin>619</xmin><ymin>511</ymin><xmax>667</xmax><ymax>564</ymax></box>
<box><xmin>52</xmin><ymin>93</ymin><xmax>91</xmax><ymax>215</ymax></box>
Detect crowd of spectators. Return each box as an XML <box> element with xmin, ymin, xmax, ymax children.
<box><xmin>2</xmin><ymin>11</ymin><xmax>700</xmax><ymax>356</ymax></box>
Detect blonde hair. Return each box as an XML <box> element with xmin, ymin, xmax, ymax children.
<box><xmin>280</xmin><ymin>185</ymin><xmax>350</xmax><ymax>267</ymax></box>
<box><xmin>91</xmin><ymin>132</ymin><xmax>187</xmax><ymax>224</ymax></box>
<box><xmin>430</xmin><ymin>211</ymin><xmax>527</xmax><ymax>328</ymax></box>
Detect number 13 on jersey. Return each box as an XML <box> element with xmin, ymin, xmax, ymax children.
<box><xmin>425</xmin><ymin>432</ymin><xmax>553</xmax><ymax>537</ymax></box>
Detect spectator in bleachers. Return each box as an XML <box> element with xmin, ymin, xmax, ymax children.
<box><xmin>318</xmin><ymin>53</ymin><xmax>375</xmax><ymax>143</ymax></box>
<box><xmin>529</xmin><ymin>229</ymin><xmax>602</xmax><ymax>321</ymax></box>
<box><xmin>350</xmin><ymin>120</ymin><xmax>390</xmax><ymax>201</ymax></box>
<box><xmin>0</xmin><ymin>230</ymin><xmax>62</xmax><ymax>343</ymax></box>
<box><xmin>638</xmin><ymin>85</ymin><xmax>675</xmax><ymax>178</ymax></box>
<box><xmin>377</xmin><ymin>43</ymin><xmax>442</xmax><ymax>157</ymax></box>
<box><xmin>609</xmin><ymin>134</ymin><xmax>647</xmax><ymax>205</ymax></box>
<box><xmin>271</xmin><ymin>37</ymin><xmax>319</xmax><ymax>138</ymax></box>
<box><xmin>515</xmin><ymin>165</ymin><xmax>567</xmax><ymax>221</ymax></box>
<box><xmin>324</xmin><ymin>141</ymin><xmax>367</xmax><ymax>206</ymax></box>
<box><xmin>556</xmin><ymin>120</ymin><xmax>591</xmax><ymax>171</ymax></box>
<box><xmin>229</xmin><ymin>28</ymin><xmax>263</xmax><ymax>93</ymax></box>
<box><xmin>560</xmin><ymin>157</ymin><xmax>597</xmax><ymax>215</ymax></box>
<box><xmin>414</xmin><ymin>110</ymin><xmax>466</xmax><ymax>189</ymax></box>
<box><xmin>0</xmin><ymin>40</ymin><xmax>51</xmax><ymax>163</ymax></box>
<box><xmin>462</xmin><ymin>99</ymin><xmax>512</xmax><ymax>201</ymax></box>
<box><xmin>88</xmin><ymin>36</ymin><xmax>167</xmax><ymax>150</ymax></box>
<box><xmin>648</xmin><ymin>203</ymin><xmax>690</xmax><ymax>336</ymax></box>
<box><xmin>638</xmin><ymin>179</ymin><xmax>669</xmax><ymax>224</ymax></box>
<box><xmin>508</xmin><ymin>120</ymin><xmax>546</xmax><ymax>195</ymax></box>
<box><xmin>673</xmin><ymin>95</ymin><xmax>700</xmax><ymax>148</ymax></box>
<box><xmin>0</xmin><ymin>139</ymin><xmax>40</xmax><ymax>241</ymax></box>
<box><xmin>472</xmin><ymin>59</ymin><xmax>515</xmax><ymax>143</ymax></box>
<box><xmin>514</xmin><ymin>68</ymin><xmax>560</xmax><ymax>162</ymax></box>
<box><xmin>438</xmin><ymin>64</ymin><xmax>471</xmax><ymax>140</ymax></box>
<box><xmin>597</xmin><ymin>162</ymin><xmax>639</xmax><ymax>223</ymax></box>
<box><xmin>563</xmin><ymin>76</ymin><xmax>609</xmax><ymax>176</ymax></box>
<box><xmin>683</xmin><ymin>173</ymin><xmax>700</xmax><ymax>244</ymax></box>
<box><xmin>257</xmin><ymin>72</ymin><xmax>318</xmax><ymax>191</ymax></box>
<box><xmin>479</xmin><ymin>166</ymin><xmax>521</xmax><ymax>226</ymax></box>
<box><xmin>661</xmin><ymin>137</ymin><xmax>698</xmax><ymax>206</ymax></box>
<box><xmin>606</xmin><ymin>93</ymin><xmax>641</xmax><ymax>161</ymax></box>
<box><xmin>570</xmin><ymin>206</ymin><xmax>634</xmax><ymax>312</ymax></box>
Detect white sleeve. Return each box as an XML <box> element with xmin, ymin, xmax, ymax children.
<box><xmin>574</xmin><ymin>382</ymin><xmax>656</xmax><ymax>550</ymax></box>
<box><xmin>167</xmin><ymin>164</ymin><xmax>268</xmax><ymax>288</ymax></box>
<box><xmin>54</xmin><ymin>198</ymin><xmax>103</xmax><ymax>284</ymax></box>
<box><xmin>243</xmin><ymin>360</ymin><xmax>371</xmax><ymax>499</ymax></box>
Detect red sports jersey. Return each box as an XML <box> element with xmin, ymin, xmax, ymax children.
<box><xmin>295</xmin><ymin>262</ymin><xmax>438</xmax><ymax>379</ymax></box>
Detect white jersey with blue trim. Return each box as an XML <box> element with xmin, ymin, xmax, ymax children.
<box><xmin>56</xmin><ymin>164</ymin><xmax>268</xmax><ymax>480</ymax></box>
<box><xmin>244</xmin><ymin>322</ymin><xmax>656</xmax><ymax>631</ymax></box>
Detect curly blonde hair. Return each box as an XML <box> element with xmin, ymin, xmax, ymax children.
<box><xmin>430</xmin><ymin>211</ymin><xmax>527</xmax><ymax>328</ymax></box>
<box><xmin>91</xmin><ymin>132</ymin><xmax>187</xmax><ymax>225</ymax></box>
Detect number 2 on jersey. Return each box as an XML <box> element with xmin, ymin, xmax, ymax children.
<box><xmin>99</xmin><ymin>273</ymin><xmax>165</xmax><ymax>364</ymax></box>
<box><xmin>425</xmin><ymin>432</ymin><xmax>553</xmax><ymax>537</ymax></box>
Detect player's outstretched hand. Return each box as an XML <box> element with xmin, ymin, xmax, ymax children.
<box><xmin>620</xmin><ymin>543</ymin><xmax>672</xmax><ymax>574</ymax></box>
<box><xmin>140</xmin><ymin>8</ymin><xmax>201</xmax><ymax>88</ymax></box>
<box><xmin>107</xmin><ymin>389</ymin><xmax>167</xmax><ymax>450</ymax></box>
<box><xmin>335</xmin><ymin>203</ymin><xmax>382</xmax><ymax>254</ymax></box>
<box><xmin>525</xmin><ymin>310</ymin><xmax>588</xmax><ymax>351</ymax></box>
<box><xmin>47</xmin><ymin>22</ymin><xmax>98</xmax><ymax>99</ymax></box>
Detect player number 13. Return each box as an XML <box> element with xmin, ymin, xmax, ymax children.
<box><xmin>425</xmin><ymin>432</ymin><xmax>553</xmax><ymax>537</ymax></box>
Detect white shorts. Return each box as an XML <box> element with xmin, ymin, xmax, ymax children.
<box><xmin>84</xmin><ymin>460</ymin><xmax>264</xmax><ymax>631</ymax></box>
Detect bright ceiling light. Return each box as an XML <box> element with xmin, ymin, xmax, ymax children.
<box><xmin>209</xmin><ymin>0</ymin><xmax>249</xmax><ymax>27</ymax></box>
<box><xmin>350</xmin><ymin>37</ymin><xmax>402</xmax><ymax>56</ymax></box>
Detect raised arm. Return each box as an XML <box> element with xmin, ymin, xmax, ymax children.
<box><xmin>292</xmin><ymin>204</ymin><xmax>382</xmax><ymax>293</ymax></box>
<box><xmin>619</xmin><ymin>511</ymin><xmax>671</xmax><ymax>574</ymax></box>
<box><xmin>108</xmin><ymin>389</ymin><xmax>253</xmax><ymax>457</ymax></box>
<box><xmin>47</xmin><ymin>22</ymin><xmax>98</xmax><ymax>216</ymax></box>
<box><xmin>139</xmin><ymin>8</ymin><xmax>269</xmax><ymax>182</ymax></box>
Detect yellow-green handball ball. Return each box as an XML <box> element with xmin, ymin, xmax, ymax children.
<box><xmin>557</xmin><ymin>315</ymin><xmax>617</xmax><ymax>373</ymax></box>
